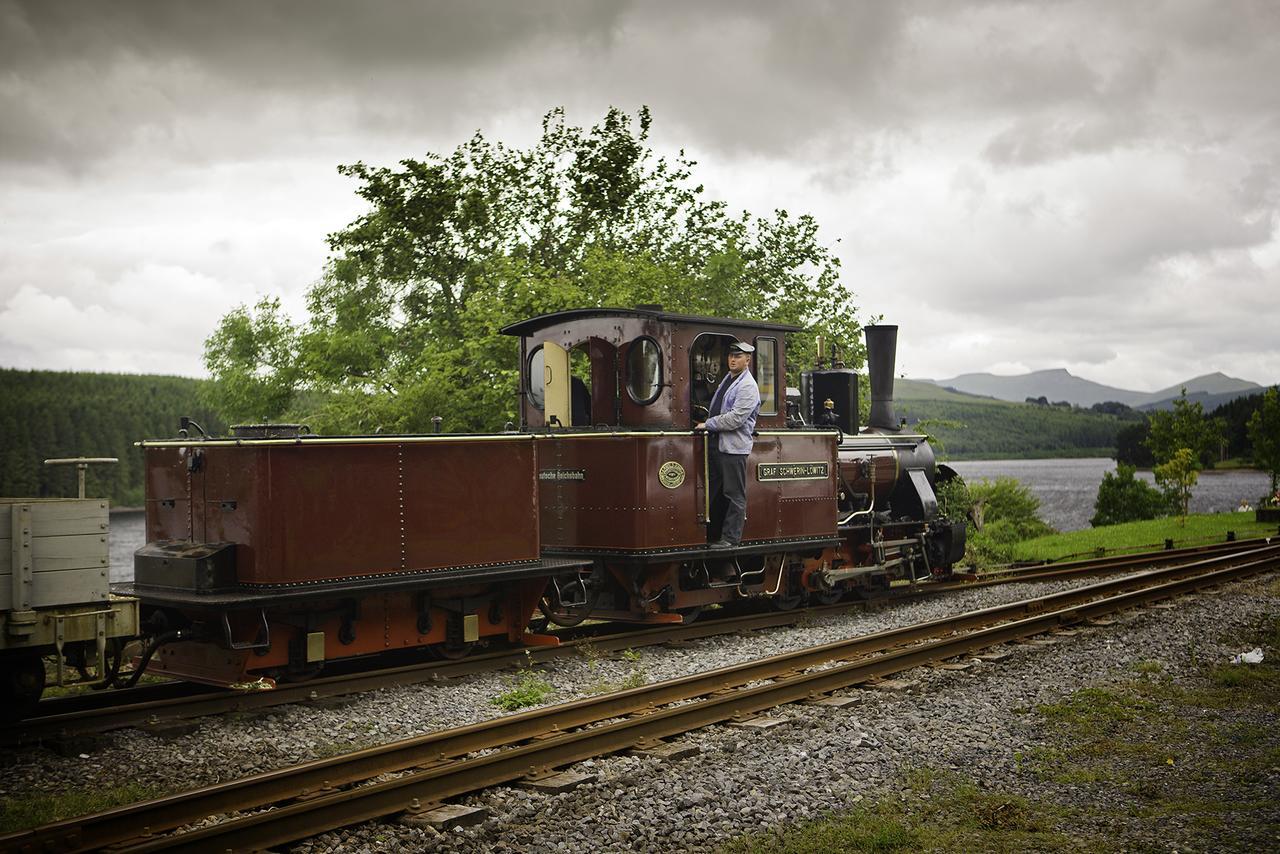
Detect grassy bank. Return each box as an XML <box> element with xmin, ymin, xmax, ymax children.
<box><xmin>1008</xmin><ymin>512</ymin><xmax>1280</xmax><ymax>564</ymax></box>
<box><xmin>722</xmin><ymin>768</ymin><xmax>1079</xmax><ymax>853</ymax></box>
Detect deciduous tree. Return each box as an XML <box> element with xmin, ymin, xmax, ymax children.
<box><xmin>1154</xmin><ymin>447</ymin><xmax>1198</xmax><ymax>521</ymax></box>
<box><xmin>1144</xmin><ymin>390</ymin><xmax>1224</xmax><ymax>468</ymax></box>
<box><xmin>1247</xmin><ymin>386</ymin><xmax>1280</xmax><ymax>498</ymax></box>
<box><xmin>204</xmin><ymin>108</ymin><xmax>862</xmax><ymax>433</ymax></box>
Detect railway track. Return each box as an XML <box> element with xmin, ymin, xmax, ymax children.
<box><xmin>5</xmin><ymin>541</ymin><xmax>1276</xmax><ymax>854</ymax></box>
<box><xmin>4</xmin><ymin>536</ymin><xmax>1267</xmax><ymax>746</ymax></box>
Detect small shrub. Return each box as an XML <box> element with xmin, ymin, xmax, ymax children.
<box><xmin>619</xmin><ymin>667</ymin><xmax>648</xmax><ymax>690</ymax></box>
<box><xmin>1090</xmin><ymin>464</ymin><xmax>1170</xmax><ymax>527</ymax></box>
<box><xmin>960</xmin><ymin>477</ymin><xmax>1055</xmax><ymax>566</ymax></box>
<box><xmin>935</xmin><ymin>476</ymin><xmax>972</xmax><ymax>521</ymax></box>
<box><xmin>491</xmin><ymin>671</ymin><xmax>554</xmax><ymax>711</ymax></box>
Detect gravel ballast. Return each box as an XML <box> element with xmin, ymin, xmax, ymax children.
<box><xmin>3</xmin><ymin>571</ymin><xmax>1276</xmax><ymax>851</ymax></box>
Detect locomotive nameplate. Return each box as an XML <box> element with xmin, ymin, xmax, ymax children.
<box><xmin>757</xmin><ymin>461</ymin><xmax>830</xmax><ymax>481</ymax></box>
<box><xmin>658</xmin><ymin>461</ymin><xmax>686</xmax><ymax>489</ymax></box>
<box><xmin>539</xmin><ymin>469</ymin><xmax>586</xmax><ymax>481</ymax></box>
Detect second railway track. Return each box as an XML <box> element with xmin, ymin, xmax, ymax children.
<box><xmin>5</xmin><ymin>540</ymin><xmax>1276</xmax><ymax>854</ymax></box>
<box><xmin>5</xmin><ymin>536</ymin><xmax>1269</xmax><ymax>747</ymax></box>
<box><xmin>3</xmin><ymin>536</ymin><xmax>1263</xmax><ymax>747</ymax></box>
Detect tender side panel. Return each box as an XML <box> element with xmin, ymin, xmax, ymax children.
<box><xmin>202</xmin><ymin>447</ymin><xmax>265</xmax><ymax>585</ymax></box>
<box><xmin>144</xmin><ymin>448</ymin><xmax>192</xmax><ymax>541</ymax></box>
<box><xmin>401</xmin><ymin>440</ymin><xmax>539</xmax><ymax>571</ymax></box>
<box><xmin>164</xmin><ymin>439</ymin><xmax>540</xmax><ymax>586</ymax></box>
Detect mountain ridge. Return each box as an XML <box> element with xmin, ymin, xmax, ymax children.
<box><xmin>924</xmin><ymin>368</ymin><xmax>1267</xmax><ymax>409</ymax></box>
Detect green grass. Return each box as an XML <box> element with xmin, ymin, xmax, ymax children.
<box><xmin>1009</xmin><ymin>511</ymin><xmax>1279</xmax><ymax>563</ymax></box>
<box><xmin>1019</xmin><ymin>612</ymin><xmax>1280</xmax><ymax>848</ymax></box>
<box><xmin>721</xmin><ymin>769</ymin><xmax>1078</xmax><ymax>853</ymax></box>
<box><xmin>0</xmin><ymin>783</ymin><xmax>165</xmax><ymax>834</ymax></box>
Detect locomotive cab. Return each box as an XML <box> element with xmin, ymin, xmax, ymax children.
<box><xmin>500</xmin><ymin>307</ymin><xmax>843</xmax><ymax>623</ymax></box>
<box><xmin>502</xmin><ymin>306</ymin><xmax>791</xmax><ymax>432</ymax></box>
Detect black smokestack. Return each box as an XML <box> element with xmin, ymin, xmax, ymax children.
<box><xmin>865</xmin><ymin>325</ymin><xmax>898</xmax><ymax>431</ymax></box>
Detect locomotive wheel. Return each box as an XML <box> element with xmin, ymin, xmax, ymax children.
<box><xmin>812</xmin><ymin>588</ymin><xmax>845</xmax><ymax>606</ymax></box>
<box><xmin>677</xmin><ymin>606</ymin><xmax>704</xmax><ymax>624</ymax></box>
<box><xmin>430</xmin><ymin>640</ymin><xmax>476</xmax><ymax>660</ymax></box>
<box><xmin>538</xmin><ymin>575</ymin><xmax>601</xmax><ymax>627</ymax></box>
<box><xmin>280</xmin><ymin>662</ymin><xmax>324</xmax><ymax>683</ymax></box>
<box><xmin>771</xmin><ymin>592</ymin><xmax>803</xmax><ymax>611</ymax></box>
<box><xmin>1</xmin><ymin>653</ymin><xmax>46</xmax><ymax>721</ymax></box>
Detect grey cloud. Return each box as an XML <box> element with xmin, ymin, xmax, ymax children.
<box><xmin>1</xmin><ymin>0</ymin><xmax>1278</xmax><ymax>390</ymax></box>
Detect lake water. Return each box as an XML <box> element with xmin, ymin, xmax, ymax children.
<box><xmin>946</xmin><ymin>458</ymin><xmax>1271</xmax><ymax>533</ymax></box>
<box><xmin>106</xmin><ymin>458</ymin><xmax>1272</xmax><ymax>580</ymax></box>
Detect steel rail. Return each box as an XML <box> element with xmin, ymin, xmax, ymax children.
<box><xmin>7</xmin><ymin>544</ymin><xmax>1276</xmax><ymax>854</ymax></box>
<box><xmin>106</xmin><ymin>545</ymin><xmax>1279</xmax><ymax>854</ymax></box>
<box><xmin>4</xmin><ymin>606</ymin><xmax>852</xmax><ymax>744</ymax></box>
<box><xmin>977</xmin><ymin>535</ymin><xmax>1275</xmax><ymax>577</ymax></box>
<box><xmin>6</xmin><ymin>538</ymin><xmax>1262</xmax><ymax>745</ymax></box>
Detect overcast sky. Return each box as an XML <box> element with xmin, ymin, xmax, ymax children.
<box><xmin>2</xmin><ymin>0</ymin><xmax>1277</xmax><ymax>392</ymax></box>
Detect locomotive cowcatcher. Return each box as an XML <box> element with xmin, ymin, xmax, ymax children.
<box><xmin>123</xmin><ymin>307</ymin><xmax>964</xmax><ymax>687</ymax></box>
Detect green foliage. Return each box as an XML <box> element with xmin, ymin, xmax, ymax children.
<box><xmin>1090</xmin><ymin>464</ymin><xmax>1171</xmax><ymax>527</ymax></box>
<box><xmin>1114</xmin><ymin>420</ymin><xmax>1154</xmax><ymax>467</ymax></box>
<box><xmin>1154</xmin><ymin>447</ymin><xmax>1199</xmax><ymax>519</ymax></box>
<box><xmin>1145</xmin><ymin>390</ymin><xmax>1224</xmax><ymax>468</ymax></box>
<box><xmin>204</xmin><ymin>107</ymin><xmax>861</xmax><ymax>433</ymax></box>
<box><xmin>490</xmin><ymin>670</ymin><xmax>555</xmax><ymax>711</ymax></box>
<box><xmin>1211</xmin><ymin>391</ymin><xmax>1268</xmax><ymax>459</ymax></box>
<box><xmin>0</xmin><ymin>369</ymin><xmax>225</xmax><ymax>506</ymax></box>
<box><xmin>968</xmin><ymin>477</ymin><xmax>1053</xmax><ymax>538</ymax></box>
<box><xmin>201</xmin><ymin>297</ymin><xmax>302</xmax><ymax>423</ymax></box>
<box><xmin>1246</xmin><ymin>386</ymin><xmax>1280</xmax><ymax>496</ymax></box>
<box><xmin>963</xmin><ymin>477</ymin><xmax>1054</xmax><ymax>564</ymax></box>
<box><xmin>934</xmin><ymin>476</ymin><xmax>972</xmax><ymax>522</ymax></box>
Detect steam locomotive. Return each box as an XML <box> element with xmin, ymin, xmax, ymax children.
<box><xmin>113</xmin><ymin>307</ymin><xmax>965</xmax><ymax>688</ymax></box>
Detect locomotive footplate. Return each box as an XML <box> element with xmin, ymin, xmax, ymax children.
<box><xmin>541</xmin><ymin>536</ymin><xmax>840</xmax><ymax>563</ymax></box>
<box><xmin>115</xmin><ymin>556</ymin><xmax>592</xmax><ymax>609</ymax></box>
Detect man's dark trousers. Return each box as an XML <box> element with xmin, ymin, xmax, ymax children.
<box><xmin>708</xmin><ymin>441</ymin><xmax>748</xmax><ymax>544</ymax></box>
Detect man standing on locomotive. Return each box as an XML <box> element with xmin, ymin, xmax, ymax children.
<box><xmin>695</xmin><ymin>341</ymin><xmax>761</xmax><ymax>549</ymax></box>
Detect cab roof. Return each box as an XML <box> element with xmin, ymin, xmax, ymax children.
<box><xmin>499</xmin><ymin>307</ymin><xmax>803</xmax><ymax>338</ymax></box>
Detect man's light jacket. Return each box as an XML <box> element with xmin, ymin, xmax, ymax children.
<box><xmin>704</xmin><ymin>369</ymin><xmax>761</xmax><ymax>454</ymax></box>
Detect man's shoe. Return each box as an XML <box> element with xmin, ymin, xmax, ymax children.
<box><xmin>709</xmin><ymin>539</ymin><xmax>735</xmax><ymax>550</ymax></box>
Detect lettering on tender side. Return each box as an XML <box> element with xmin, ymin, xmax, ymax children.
<box><xmin>539</xmin><ymin>469</ymin><xmax>586</xmax><ymax>481</ymax></box>
<box><xmin>757</xmin><ymin>461</ymin><xmax>830</xmax><ymax>481</ymax></box>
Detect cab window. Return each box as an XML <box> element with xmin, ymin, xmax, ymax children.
<box><xmin>527</xmin><ymin>346</ymin><xmax>545</xmax><ymax>411</ymax></box>
<box><xmin>626</xmin><ymin>337</ymin><xmax>662</xmax><ymax>405</ymax></box>
<box><xmin>755</xmin><ymin>337</ymin><xmax>778</xmax><ymax>415</ymax></box>
<box><xmin>689</xmin><ymin>333</ymin><xmax>736</xmax><ymax>419</ymax></box>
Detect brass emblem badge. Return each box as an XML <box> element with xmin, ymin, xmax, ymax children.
<box><xmin>658</xmin><ymin>461</ymin><xmax>686</xmax><ymax>489</ymax></box>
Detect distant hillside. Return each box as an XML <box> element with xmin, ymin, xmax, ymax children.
<box><xmin>1135</xmin><ymin>373</ymin><xmax>1267</xmax><ymax>411</ymax></box>
<box><xmin>931</xmin><ymin>368</ymin><xmax>1264</xmax><ymax>409</ymax></box>
<box><xmin>0</xmin><ymin>369</ymin><xmax>225</xmax><ymax>506</ymax></box>
<box><xmin>894</xmin><ymin>378</ymin><xmax>1004</xmax><ymax>405</ymax></box>
<box><xmin>892</xmin><ymin>388</ymin><xmax>1127</xmax><ymax>460</ymax></box>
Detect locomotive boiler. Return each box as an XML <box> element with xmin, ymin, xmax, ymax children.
<box><xmin>118</xmin><ymin>307</ymin><xmax>965</xmax><ymax>688</ymax></box>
